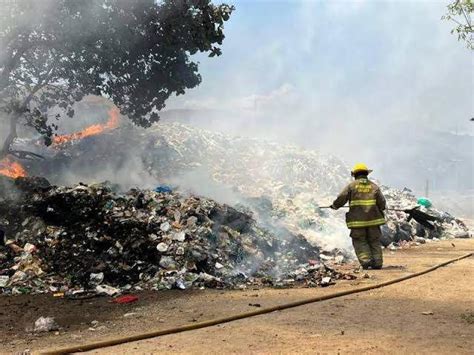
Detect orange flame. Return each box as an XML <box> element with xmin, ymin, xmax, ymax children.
<box><xmin>53</xmin><ymin>107</ymin><xmax>120</xmax><ymax>146</ymax></box>
<box><xmin>0</xmin><ymin>157</ymin><xmax>27</xmax><ymax>179</ymax></box>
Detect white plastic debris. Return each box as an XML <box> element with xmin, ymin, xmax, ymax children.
<box><xmin>160</xmin><ymin>222</ymin><xmax>171</xmax><ymax>232</ymax></box>
<box><xmin>0</xmin><ymin>275</ymin><xmax>9</xmax><ymax>287</ymax></box>
<box><xmin>34</xmin><ymin>316</ymin><xmax>59</xmax><ymax>333</ymax></box>
<box><xmin>10</xmin><ymin>270</ymin><xmax>27</xmax><ymax>284</ymax></box>
<box><xmin>172</xmin><ymin>231</ymin><xmax>186</xmax><ymax>242</ymax></box>
<box><xmin>90</xmin><ymin>272</ymin><xmax>104</xmax><ymax>285</ymax></box>
<box><xmin>156</xmin><ymin>242</ymin><xmax>169</xmax><ymax>252</ymax></box>
<box><xmin>95</xmin><ymin>284</ymin><xmax>120</xmax><ymax>296</ymax></box>
<box><xmin>321</xmin><ymin>277</ymin><xmax>332</xmax><ymax>286</ymax></box>
<box><xmin>159</xmin><ymin>256</ymin><xmax>177</xmax><ymax>270</ymax></box>
<box><xmin>388</xmin><ymin>243</ymin><xmax>398</xmax><ymax>251</ymax></box>
<box><xmin>23</xmin><ymin>243</ymin><xmax>37</xmax><ymax>254</ymax></box>
<box><xmin>175</xmin><ymin>279</ymin><xmax>186</xmax><ymax>290</ymax></box>
<box><xmin>124</xmin><ymin>312</ymin><xmax>139</xmax><ymax>318</ymax></box>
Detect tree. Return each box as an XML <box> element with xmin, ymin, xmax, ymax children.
<box><xmin>442</xmin><ymin>0</ymin><xmax>473</xmax><ymax>50</ymax></box>
<box><xmin>0</xmin><ymin>0</ymin><xmax>233</xmax><ymax>159</ymax></box>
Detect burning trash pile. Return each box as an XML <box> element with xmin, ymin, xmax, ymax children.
<box><xmin>11</xmin><ymin>117</ymin><xmax>471</xmax><ymax>255</ymax></box>
<box><xmin>0</xmin><ymin>157</ymin><xmax>27</xmax><ymax>179</ymax></box>
<box><xmin>0</xmin><ymin>177</ymin><xmax>354</xmax><ymax>296</ymax></box>
<box><xmin>141</xmin><ymin>123</ymin><xmax>470</xmax><ymax>248</ymax></box>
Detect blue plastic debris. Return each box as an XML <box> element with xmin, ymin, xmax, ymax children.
<box><xmin>155</xmin><ymin>185</ymin><xmax>173</xmax><ymax>193</ymax></box>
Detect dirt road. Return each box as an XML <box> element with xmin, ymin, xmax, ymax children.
<box><xmin>2</xmin><ymin>239</ymin><xmax>473</xmax><ymax>354</ymax></box>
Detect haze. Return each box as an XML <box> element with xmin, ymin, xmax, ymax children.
<box><xmin>167</xmin><ymin>0</ymin><xmax>474</xmax><ymax>204</ymax></box>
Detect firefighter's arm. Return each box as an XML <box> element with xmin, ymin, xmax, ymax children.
<box><xmin>331</xmin><ymin>185</ymin><xmax>351</xmax><ymax>210</ymax></box>
<box><xmin>375</xmin><ymin>188</ymin><xmax>387</xmax><ymax>211</ymax></box>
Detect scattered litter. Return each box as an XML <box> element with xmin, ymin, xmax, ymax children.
<box><xmin>320</xmin><ymin>276</ymin><xmax>333</xmax><ymax>287</ymax></box>
<box><xmin>96</xmin><ymin>285</ymin><xmax>120</xmax><ymax>296</ymax></box>
<box><xmin>23</xmin><ymin>243</ymin><xmax>37</xmax><ymax>254</ymax></box>
<box><xmin>417</xmin><ymin>197</ymin><xmax>432</xmax><ymax>208</ymax></box>
<box><xmin>90</xmin><ymin>273</ymin><xmax>104</xmax><ymax>285</ymax></box>
<box><xmin>156</xmin><ymin>242</ymin><xmax>169</xmax><ymax>252</ymax></box>
<box><xmin>0</xmin><ymin>275</ymin><xmax>9</xmax><ymax>287</ymax></box>
<box><xmin>422</xmin><ymin>311</ymin><xmax>434</xmax><ymax>315</ymax></box>
<box><xmin>112</xmin><ymin>295</ymin><xmax>139</xmax><ymax>304</ymax></box>
<box><xmin>124</xmin><ymin>312</ymin><xmax>139</xmax><ymax>318</ymax></box>
<box><xmin>33</xmin><ymin>317</ymin><xmax>59</xmax><ymax>333</ymax></box>
<box><xmin>248</xmin><ymin>303</ymin><xmax>261</xmax><ymax>307</ymax></box>
<box><xmin>154</xmin><ymin>185</ymin><xmax>172</xmax><ymax>194</ymax></box>
<box><xmin>454</xmin><ymin>232</ymin><xmax>470</xmax><ymax>239</ymax></box>
<box><xmin>387</xmin><ymin>243</ymin><xmax>398</xmax><ymax>251</ymax></box>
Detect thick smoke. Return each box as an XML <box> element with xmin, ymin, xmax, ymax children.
<box><xmin>164</xmin><ymin>0</ymin><xmax>473</xmax><ymax>217</ymax></box>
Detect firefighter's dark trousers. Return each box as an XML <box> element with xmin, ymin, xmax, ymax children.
<box><xmin>350</xmin><ymin>226</ymin><xmax>383</xmax><ymax>269</ymax></box>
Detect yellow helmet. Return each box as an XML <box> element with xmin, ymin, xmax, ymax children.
<box><xmin>351</xmin><ymin>163</ymin><xmax>372</xmax><ymax>175</ymax></box>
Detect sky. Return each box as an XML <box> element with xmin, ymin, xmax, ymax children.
<box><xmin>168</xmin><ymin>0</ymin><xmax>473</xmax><ymax>134</ymax></box>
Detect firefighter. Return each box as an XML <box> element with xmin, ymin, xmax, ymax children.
<box><xmin>331</xmin><ymin>163</ymin><xmax>386</xmax><ymax>269</ymax></box>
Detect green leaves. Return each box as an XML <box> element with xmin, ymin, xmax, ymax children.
<box><xmin>0</xmin><ymin>0</ymin><xmax>234</xmax><ymax>149</ymax></box>
<box><xmin>442</xmin><ymin>0</ymin><xmax>473</xmax><ymax>50</ymax></box>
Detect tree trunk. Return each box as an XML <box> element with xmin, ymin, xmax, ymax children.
<box><xmin>0</xmin><ymin>47</ymin><xmax>25</xmax><ymax>92</ymax></box>
<box><xmin>0</xmin><ymin>113</ymin><xmax>19</xmax><ymax>160</ymax></box>
<box><xmin>0</xmin><ymin>85</ymin><xmax>42</xmax><ymax>160</ymax></box>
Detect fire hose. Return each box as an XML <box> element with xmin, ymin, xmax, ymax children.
<box><xmin>41</xmin><ymin>252</ymin><xmax>472</xmax><ymax>354</ymax></box>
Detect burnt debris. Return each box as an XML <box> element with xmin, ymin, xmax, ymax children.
<box><xmin>0</xmin><ymin>177</ymin><xmax>352</xmax><ymax>295</ymax></box>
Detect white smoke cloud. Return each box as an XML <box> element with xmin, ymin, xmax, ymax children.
<box><xmin>166</xmin><ymin>0</ymin><xmax>473</xmax><ymax>198</ymax></box>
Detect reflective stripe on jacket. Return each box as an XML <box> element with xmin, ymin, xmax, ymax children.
<box><xmin>332</xmin><ymin>177</ymin><xmax>386</xmax><ymax>229</ymax></box>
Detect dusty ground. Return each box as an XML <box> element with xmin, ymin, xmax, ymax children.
<box><xmin>1</xmin><ymin>238</ymin><xmax>473</xmax><ymax>354</ymax></box>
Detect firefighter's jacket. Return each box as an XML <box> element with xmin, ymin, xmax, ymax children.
<box><xmin>332</xmin><ymin>177</ymin><xmax>386</xmax><ymax>229</ymax></box>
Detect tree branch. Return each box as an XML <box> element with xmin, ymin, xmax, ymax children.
<box><xmin>9</xmin><ymin>150</ymin><xmax>44</xmax><ymax>160</ymax></box>
<box><xmin>0</xmin><ymin>45</ymin><xmax>27</xmax><ymax>92</ymax></box>
<box><xmin>0</xmin><ymin>111</ymin><xmax>20</xmax><ymax>159</ymax></box>
<box><xmin>0</xmin><ymin>77</ymin><xmax>48</xmax><ymax>159</ymax></box>
<box><xmin>460</xmin><ymin>7</ymin><xmax>472</xmax><ymax>29</ymax></box>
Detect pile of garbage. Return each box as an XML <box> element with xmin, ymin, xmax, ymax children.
<box><xmin>381</xmin><ymin>186</ymin><xmax>469</xmax><ymax>247</ymax></box>
<box><xmin>17</xmin><ymin>120</ymin><xmax>471</xmax><ymax>253</ymax></box>
<box><xmin>0</xmin><ymin>177</ymin><xmax>355</xmax><ymax>295</ymax></box>
<box><xmin>143</xmin><ymin>123</ymin><xmax>470</xmax><ymax>248</ymax></box>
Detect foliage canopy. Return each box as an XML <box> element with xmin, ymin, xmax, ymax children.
<box><xmin>442</xmin><ymin>0</ymin><xmax>473</xmax><ymax>50</ymax></box>
<box><xmin>0</xmin><ymin>0</ymin><xmax>233</xmax><ymax>157</ymax></box>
